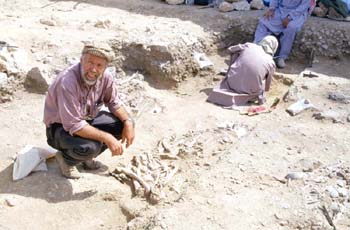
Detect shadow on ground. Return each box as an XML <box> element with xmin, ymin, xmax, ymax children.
<box><xmin>0</xmin><ymin>160</ymin><xmax>97</xmax><ymax>203</ymax></box>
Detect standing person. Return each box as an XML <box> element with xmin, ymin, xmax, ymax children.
<box><xmin>44</xmin><ymin>42</ymin><xmax>135</xmax><ymax>179</ymax></box>
<box><xmin>207</xmin><ymin>36</ymin><xmax>278</xmax><ymax>107</ymax></box>
<box><xmin>254</xmin><ymin>0</ymin><xmax>310</xmax><ymax>68</ymax></box>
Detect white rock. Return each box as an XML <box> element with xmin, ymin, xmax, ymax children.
<box><xmin>94</xmin><ymin>19</ymin><xmax>112</xmax><ymax>29</ymax></box>
<box><xmin>312</xmin><ymin>110</ymin><xmax>341</xmax><ymax>123</ymax></box>
<box><xmin>250</xmin><ymin>0</ymin><xmax>264</xmax><ymax>9</ymax></box>
<box><xmin>5</xmin><ymin>198</ymin><xmax>16</xmax><ymax>207</ymax></box>
<box><xmin>39</xmin><ymin>18</ymin><xmax>57</xmax><ymax>26</ymax></box>
<box><xmin>329</xmin><ymin>202</ymin><xmax>340</xmax><ymax>214</ymax></box>
<box><xmin>285</xmin><ymin>172</ymin><xmax>306</xmax><ymax>180</ymax></box>
<box><xmin>166</xmin><ymin>0</ymin><xmax>184</xmax><ymax>4</ymax></box>
<box><xmin>193</xmin><ymin>52</ymin><xmax>213</xmax><ymax>69</ymax></box>
<box><xmin>0</xmin><ymin>72</ymin><xmax>7</xmax><ymax>86</ymax></box>
<box><xmin>286</xmin><ymin>99</ymin><xmax>315</xmax><ymax>116</ymax></box>
<box><xmin>337</xmin><ymin>187</ymin><xmax>348</xmax><ymax>197</ymax></box>
<box><xmin>326</xmin><ymin>186</ymin><xmax>339</xmax><ymax>198</ymax></box>
<box><xmin>219</xmin><ymin>2</ymin><xmax>234</xmax><ymax>12</ymax></box>
<box><xmin>233</xmin><ymin>125</ymin><xmax>248</xmax><ymax>138</ymax></box>
<box><xmin>337</xmin><ymin>179</ymin><xmax>346</xmax><ymax>187</ymax></box>
<box><xmin>11</xmin><ymin>48</ymin><xmax>29</xmax><ymax>73</ymax></box>
<box><xmin>232</xmin><ymin>1</ymin><xmax>251</xmax><ymax>11</ymax></box>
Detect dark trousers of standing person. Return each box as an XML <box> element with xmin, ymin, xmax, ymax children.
<box><xmin>46</xmin><ymin>111</ymin><xmax>123</xmax><ymax>166</ymax></box>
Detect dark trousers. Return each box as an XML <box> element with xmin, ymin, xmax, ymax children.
<box><xmin>46</xmin><ymin>111</ymin><xmax>124</xmax><ymax>166</ymax></box>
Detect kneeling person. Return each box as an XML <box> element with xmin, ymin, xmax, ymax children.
<box><xmin>207</xmin><ymin>36</ymin><xmax>278</xmax><ymax>107</ymax></box>
<box><xmin>43</xmin><ymin>42</ymin><xmax>135</xmax><ymax>179</ymax></box>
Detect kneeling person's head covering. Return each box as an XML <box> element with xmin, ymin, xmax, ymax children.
<box><xmin>258</xmin><ymin>35</ymin><xmax>278</xmax><ymax>56</ymax></box>
<box><xmin>82</xmin><ymin>41</ymin><xmax>114</xmax><ymax>62</ymax></box>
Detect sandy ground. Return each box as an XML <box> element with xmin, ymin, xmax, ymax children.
<box><xmin>0</xmin><ymin>0</ymin><xmax>350</xmax><ymax>230</ymax></box>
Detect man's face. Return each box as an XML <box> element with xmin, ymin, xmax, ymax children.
<box><xmin>81</xmin><ymin>53</ymin><xmax>108</xmax><ymax>84</ymax></box>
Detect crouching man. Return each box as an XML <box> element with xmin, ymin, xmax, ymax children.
<box><xmin>43</xmin><ymin>42</ymin><xmax>135</xmax><ymax>179</ymax></box>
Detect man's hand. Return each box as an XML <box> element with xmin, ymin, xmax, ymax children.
<box><xmin>104</xmin><ymin>133</ymin><xmax>124</xmax><ymax>156</ymax></box>
<box><xmin>282</xmin><ymin>17</ymin><xmax>290</xmax><ymax>28</ymax></box>
<box><xmin>264</xmin><ymin>9</ymin><xmax>275</xmax><ymax>20</ymax></box>
<box><xmin>121</xmin><ymin>121</ymin><xmax>135</xmax><ymax>148</ymax></box>
<box><xmin>75</xmin><ymin>124</ymin><xmax>124</xmax><ymax>156</ymax></box>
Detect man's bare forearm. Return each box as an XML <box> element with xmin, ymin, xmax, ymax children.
<box><xmin>74</xmin><ymin>124</ymin><xmax>112</xmax><ymax>144</ymax></box>
<box><xmin>113</xmin><ymin>106</ymin><xmax>134</xmax><ymax>125</ymax></box>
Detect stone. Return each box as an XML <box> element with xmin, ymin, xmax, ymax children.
<box><xmin>326</xmin><ymin>186</ymin><xmax>339</xmax><ymax>198</ymax></box>
<box><xmin>0</xmin><ymin>46</ymin><xmax>28</xmax><ymax>75</ymax></box>
<box><xmin>24</xmin><ymin>67</ymin><xmax>51</xmax><ymax>94</ymax></box>
<box><xmin>219</xmin><ymin>2</ymin><xmax>234</xmax><ymax>12</ymax></box>
<box><xmin>94</xmin><ymin>19</ymin><xmax>112</xmax><ymax>29</ymax></box>
<box><xmin>119</xmin><ymin>198</ymin><xmax>147</xmax><ymax>219</ymax></box>
<box><xmin>0</xmin><ymin>72</ymin><xmax>7</xmax><ymax>86</ymax></box>
<box><xmin>285</xmin><ymin>172</ymin><xmax>306</xmax><ymax>180</ymax></box>
<box><xmin>5</xmin><ymin>198</ymin><xmax>16</xmax><ymax>207</ymax></box>
<box><xmin>193</xmin><ymin>52</ymin><xmax>213</xmax><ymax>69</ymax></box>
<box><xmin>39</xmin><ymin>18</ymin><xmax>57</xmax><ymax>26</ymax></box>
<box><xmin>337</xmin><ymin>187</ymin><xmax>348</xmax><ymax>197</ymax></box>
<box><xmin>312</xmin><ymin>7</ymin><xmax>327</xmax><ymax>17</ymax></box>
<box><xmin>166</xmin><ymin>0</ymin><xmax>184</xmax><ymax>4</ymax></box>
<box><xmin>250</xmin><ymin>0</ymin><xmax>264</xmax><ymax>10</ymax></box>
<box><xmin>299</xmin><ymin>159</ymin><xmax>322</xmax><ymax>172</ymax></box>
<box><xmin>328</xmin><ymin>92</ymin><xmax>350</xmax><ymax>104</ymax></box>
<box><xmin>312</xmin><ymin>110</ymin><xmax>342</xmax><ymax>123</ymax></box>
<box><xmin>283</xmin><ymin>85</ymin><xmax>300</xmax><ymax>102</ymax></box>
<box><xmin>286</xmin><ymin>99</ymin><xmax>315</xmax><ymax>116</ymax></box>
<box><xmin>0</xmin><ymin>59</ymin><xmax>8</xmax><ymax>73</ymax></box>
<box><xmin>329</xmin><ymin>202</ymin><xmax>340</xmax><ymax>214</ymax></box>
<box><xmin>232</xmin><ymin>1</ymin><xmax>250</xmax><ymax>10</ymax></box>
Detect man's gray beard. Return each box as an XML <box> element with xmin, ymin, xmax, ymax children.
<box><xmin>81</xmin><ymin>68</ymin><xmax>99</xmax><ymax>86</ymax></box>
<box><xmin>83</xmin><ymin>75</ymin><xmax>97</xmax><ymax>86</ymax></box>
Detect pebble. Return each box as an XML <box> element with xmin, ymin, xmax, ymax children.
<box><xmin>5</xmin><ymin>198</ymin><xmax>16</xmax><ymax>207</ymax></box>
<box><xmin>326</xmin><ymin>186</ymin><xmax>339</xmax><ymax>198</ymax></box>
<box><xmin>160</xmin><ymin>221</ymin><xmax>167</xmax><ymax>229</ymax></box>
<box><xmin>337</xmin><ymin>187</ymin><xmax>348</xmax><ymax>197</ymax></box>
<box><xmin>285</xmin><ymin>172</ymin><xmax>306</xmax><ymax>180</ymax></box>
<box><xmin>329</xmin><ymin>202</ymin><xmax>340</xmax><ymax>214</ymax></box>
<box><xmin>337</xmin><ymin>179</ymin><xmax>345</xmax><ymax>187</ymax></box>
<box><xmin>280</xmin><ymin>203</ymin><xmax>290</xmax><ymax>209</ymax></box>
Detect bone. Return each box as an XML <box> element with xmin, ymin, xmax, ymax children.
<box><xmin>114</xmin><ymin>166</ymin><xmax>151</xmax><ymax>196</ymax></box>
<box><xmin>132</xmin><ymin>179</ymin><xmax>144</xmax><ymax>197</ymax></box>
<box><xmin>162</xmin><ymin>165</ymin><xmax>179</xmax><ymax>186</ymax></box>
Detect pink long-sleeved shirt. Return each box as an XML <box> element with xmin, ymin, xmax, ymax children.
<box><xmin>43</xmin><ymin>63</ymin><xmax>122</xmax><ymax>135</ymax></box>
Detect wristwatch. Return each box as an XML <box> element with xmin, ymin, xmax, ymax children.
<box><xmin>122</xmin><ymin>117</ymin><xmax>135</xmax><ymax>127</ymax></box>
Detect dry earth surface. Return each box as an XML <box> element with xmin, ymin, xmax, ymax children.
<box><xmin>0</xmin><ymin>0</ymin><xmax>350</xmax><ymax>230</ymax></box>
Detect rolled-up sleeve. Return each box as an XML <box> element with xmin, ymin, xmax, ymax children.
<box><xmin>57</xmin><ymin>79</ymin><xmax>88</xmax><ymax>135</ymax></box>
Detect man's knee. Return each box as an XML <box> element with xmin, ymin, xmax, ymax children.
<box><xmin>285</xmin><ymin>24</ymin><xmax>300</xmax><ymax>34</ymax></box>
<box><xmin>71</xmin><ymin>141</ymin><xmax>103</xmax><ymax>158</ymax></box>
